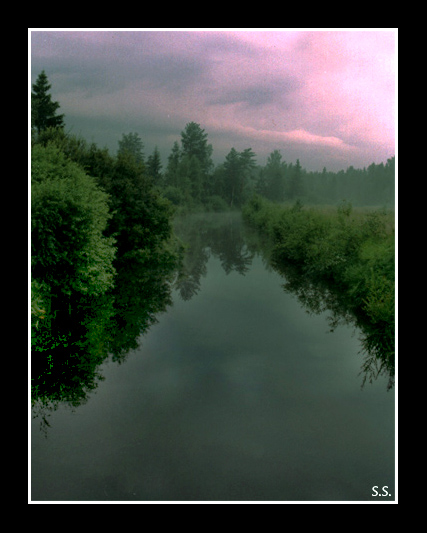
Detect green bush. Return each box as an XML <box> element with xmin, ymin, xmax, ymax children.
<box><xmin>242</xmin><ymin>197</ymin><xmax>395</xmax><ymax>340</ymax></box>
<box><xmin>31</xmin><ymin>144</ymin><xmax>116</xmax><ymax>299</ymax></box>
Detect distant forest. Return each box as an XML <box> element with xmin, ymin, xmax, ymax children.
<box><xmin>157</xmin><ymin>130</ymin><xmax>394</xmax><ymax>208</ymax></box>
<box><xmin>32</xmin><ymin>71</ymin><xmax>395</xmax><ymax>213</ymax></box>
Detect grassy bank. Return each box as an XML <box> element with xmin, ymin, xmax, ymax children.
<box><xmin>242</xmin><ymin>196</ymin><xmax>395</xmax><ymax>369</ymax></box>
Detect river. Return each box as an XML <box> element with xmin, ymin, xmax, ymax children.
<box><xmin>30</xmin><ymin>212</ymin><xmax>395</xmax><ymax>502</ymax></box>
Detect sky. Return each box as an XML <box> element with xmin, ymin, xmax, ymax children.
<box><xmin>30</xmin><ymin>29</ymin><xmax>396</xmax><ymax>172</ymax></box>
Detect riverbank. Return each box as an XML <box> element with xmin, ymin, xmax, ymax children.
<box><xmin>242</xmin><ymin>196</ymin><xmax>395</xmax><ymax>372</ymax></box>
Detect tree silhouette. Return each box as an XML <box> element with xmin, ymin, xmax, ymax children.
<box><xmin>31</xmin><ymin>70</ymin><xmax>65</xmax><ymax>134</ymax></box>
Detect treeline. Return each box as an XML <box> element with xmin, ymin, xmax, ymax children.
<box><xmin>148</xmin><ymin>135</ymin><xmax>395</xmax><ymax>209</ymax></box>
<box><xmin>254</xmin><ymin>151</ymin><xmax>395</xmax><ymax>207</ymax></box>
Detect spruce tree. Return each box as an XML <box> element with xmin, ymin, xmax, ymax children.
<box><xmin>31</xmin><ymin>70</ymin><xmax>65</xmax><ymax>134</ymax></box>
<box><xmin>117</xmin><ymin>132</ymin><xmax>144</xmax><ymax>165</ymax></box>
<box><xmin>288</xmin><ymin>159</ymin><xmax>304</xmax><ymax>199</ymax></box>
<box><xmin>146</xmin><ymin>146</ymin><xmax>163</xmax><ymax>184</ymax></box>
<box><xmin>180</xmin><ymin>122</ymin><xmax>213</xmax><ymax>175</ymax></box>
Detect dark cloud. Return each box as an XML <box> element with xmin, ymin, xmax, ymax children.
<box><xmin>31</xmin><ymin>30</ymin><xmax>208</xmax><ymax>97</ymax></box>
<box><xmin>139</xmin><ymin>55</ymin><xmax>208</xmax><ymax>94</ymax></box>
<box><xmin>206</xmin><ymin>77</ymin><xmax>301</xmax><ymax>108</ymax></box>
<box><xmin>62</xmin><ymin>111</ymin><xmax>185</xmax><ymax>166</ymax></box>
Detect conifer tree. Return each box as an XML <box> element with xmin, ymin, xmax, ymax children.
<box><xmin>164</xmin><ymin>141</ymin><xmax>181</xmax><ymax>188</ymax></box>
<box><xmin>223</xmin><ymin>147</ymin><xmax>256</xmax><ymax>207</ymax></box>
<box><xmin>117</xmin><ymin>132</ymin><xmax>144</xmax><ymax>165</ymax></box>
<box><xmin>31</xmin><ymin>70</ymin><xmax>65</xmax><ymax>134</ymax></box>
<box><xmin>180</xmin><ymin>122</ymin><xmax>213</xmax><ymax>175</ymax></box>
<box><xmin>146</xmin><ymin>146</ymin><xmax>163</xmax><ymax>184</ymax></box>
<box><xmin>288</xmin><ymin>158</ymin><xmax>304</xmax><ymax>199</ymax></box>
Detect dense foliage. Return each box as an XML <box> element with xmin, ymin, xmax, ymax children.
<box><xmin>150</xmin><ymin>121</ymin><xmax>395</xmax><ymax>210</ymax></box>
<box><xmin>31</xmin><ymin>144</ymin><xmax>116</xmax><ymax>298</ymax></box>
<box><xmin>31</xmin><ymin>74</ymin><xmax>180</xmax><ymax>379</ymax></box>
<box><xmin>253</xmin><ymin>153</ymin><xmax>395</xmax><ymax>206</ymax></box>
<box><xmin>147</xmin><ymin>123</ymin><xmax>394</xmax><ymax>210</ymax></box>
<box><xmin>242</xmin><ymin>196</ymin><xmax>395</xmax><ymax>384</ymax></box>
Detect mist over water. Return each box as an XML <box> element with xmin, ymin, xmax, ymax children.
<box><xmin>31</xmin><ymin>213</ymin><xmax>395</xmax><ymax>502</ymax></box>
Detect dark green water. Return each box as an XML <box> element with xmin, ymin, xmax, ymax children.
<box><xmin>31</xmin><ymin>212</ymin><xmax>395</xmax><ymax>502</ymax></box>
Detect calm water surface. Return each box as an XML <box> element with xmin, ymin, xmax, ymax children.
<box><xmin>31</xmin><ymin>212</ymin><xmax>395</xmax><ymax>502</ymax></box>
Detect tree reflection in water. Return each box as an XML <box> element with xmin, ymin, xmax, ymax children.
<box><xmin>31</xmin><ymin>246</ymin><xmax>180</xmax><ymax>434</ymax></box>
<box><xmin>243</xmin><ymin>220</ymin><xmax>395</xmax><ymax>391</ymax></box>
<box><xmin>173</xmin><ymin>212</ymin><xmax>254</xmax><ymax>301</ymax></box>
<box><xmin>175</xmin><ymin>213</ymin><xmax>393</xmax><ymax>390</ymax></box>
<box><xmin>32</xmin><ymin>213</ymin><xmax>394</xmax><ymax>434</ymax></box>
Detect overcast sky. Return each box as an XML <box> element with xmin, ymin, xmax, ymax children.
<box><xmin>30</xmin><ymin>29</ymin><xmax>396</xmax><ymax>172</ymax></box>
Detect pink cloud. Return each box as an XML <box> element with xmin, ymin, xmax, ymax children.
<box><xmin>280</xmin><ymin>129</ymin><xmax>356</xmax><ymax>150</ymax></box>
<box><xmin>32</xmin><ymin>30</ymin><xmax>395</xmax><ymax>170</ymax></box>
<box><xmin>218</xmin><ymin>121</ymin><xmax>355</xmax><ymax>148</ymax></box>
<box><xmin>200</xmin><ymin>31</ymin><xmax>395</xmax><ymax>161</ymax></box>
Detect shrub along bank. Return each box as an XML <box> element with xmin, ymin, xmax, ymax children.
<box><xmin>242</xmin><ymin>196</ymin><xmax>395</xmax><ymax>366</ymax></box>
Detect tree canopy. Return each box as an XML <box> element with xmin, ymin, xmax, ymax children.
<box><xmin>31</xmin><ymin>143</ymin><xmax>116</xmax><ymax>299</ymax></box>
<box><xmin>31</xmin><ymin>72</ymin><xmax>179</xmax><ymax>334</ymax></box>
<box><xmin>117</xmin><ymin>132</ymin><xmax>145</xmax><ymax>165</ymax></box>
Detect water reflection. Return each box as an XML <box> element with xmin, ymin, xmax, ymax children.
<box><xmin>278</xmin><ymin>262</ymin><xmax>393</xmax><ymax>389</ymax></box>
<box><xmin>31</xmin><ymin>248</ymin><xmax>179</xmax><ymax>432</ymax></box>
<box><xmin>107</xmin><ymin>252</ymin><xmax>177</xmax><ymax>363</ymax></box>
<box><xmin>242</xmin><ymin>221</ymin><xmax>395</xmax><ymax>390</ymax></box>
<box><xmin>173</xmin><ymin>213</ymin><xmax>254</xmax><ymax>300</ymax></box>
<box><xmin>32</xmin><ymin>212</ymin><xmax>394</xmax><ymax>434</ymax></box>
<box><xmin>174</xmin><ymin>213</ymin><xmax>393</xmax><ymax>390</ymax></box>
<box><xmin>31</xmin><ymin>293</ymin><xmax>113</xmax><ymax>433</ymax></box>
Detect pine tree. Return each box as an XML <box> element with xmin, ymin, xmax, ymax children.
<box><xmin>164</xmin><ymin>141</ymin><xmax>181</xmax><ymax>188</ymax></box>
<box><xmin>31</xmin><ymin>70</ymin><xmax>65</xmax><ymax>134</ymax></box>
<box><xmin>180</xmin><ymin>122</ymin><xmax>213</xmax><ymax>175</ymax></box>
<box><xmin>288</xmin><ymin>159</ymin><xmax>304</xmax><ymax>199</ymax></box>
<box><xmin>117</xmin><ymin>132</ymin><xmax>144</xmax><ymax>165</ymax></box>
<box><xmin>223</xmin><ymin>147</ymin><xmax>256</xmax><ymax>207</ymax></box>
<box><xmin>146</xmin><ymin>146</ymin><xmax>163</xmax><ymax>184</ymax></box>
<box><xmin>265</xmin><ymin>149</ymin><xmax>286</xmax><ymax>201</ymax></box>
